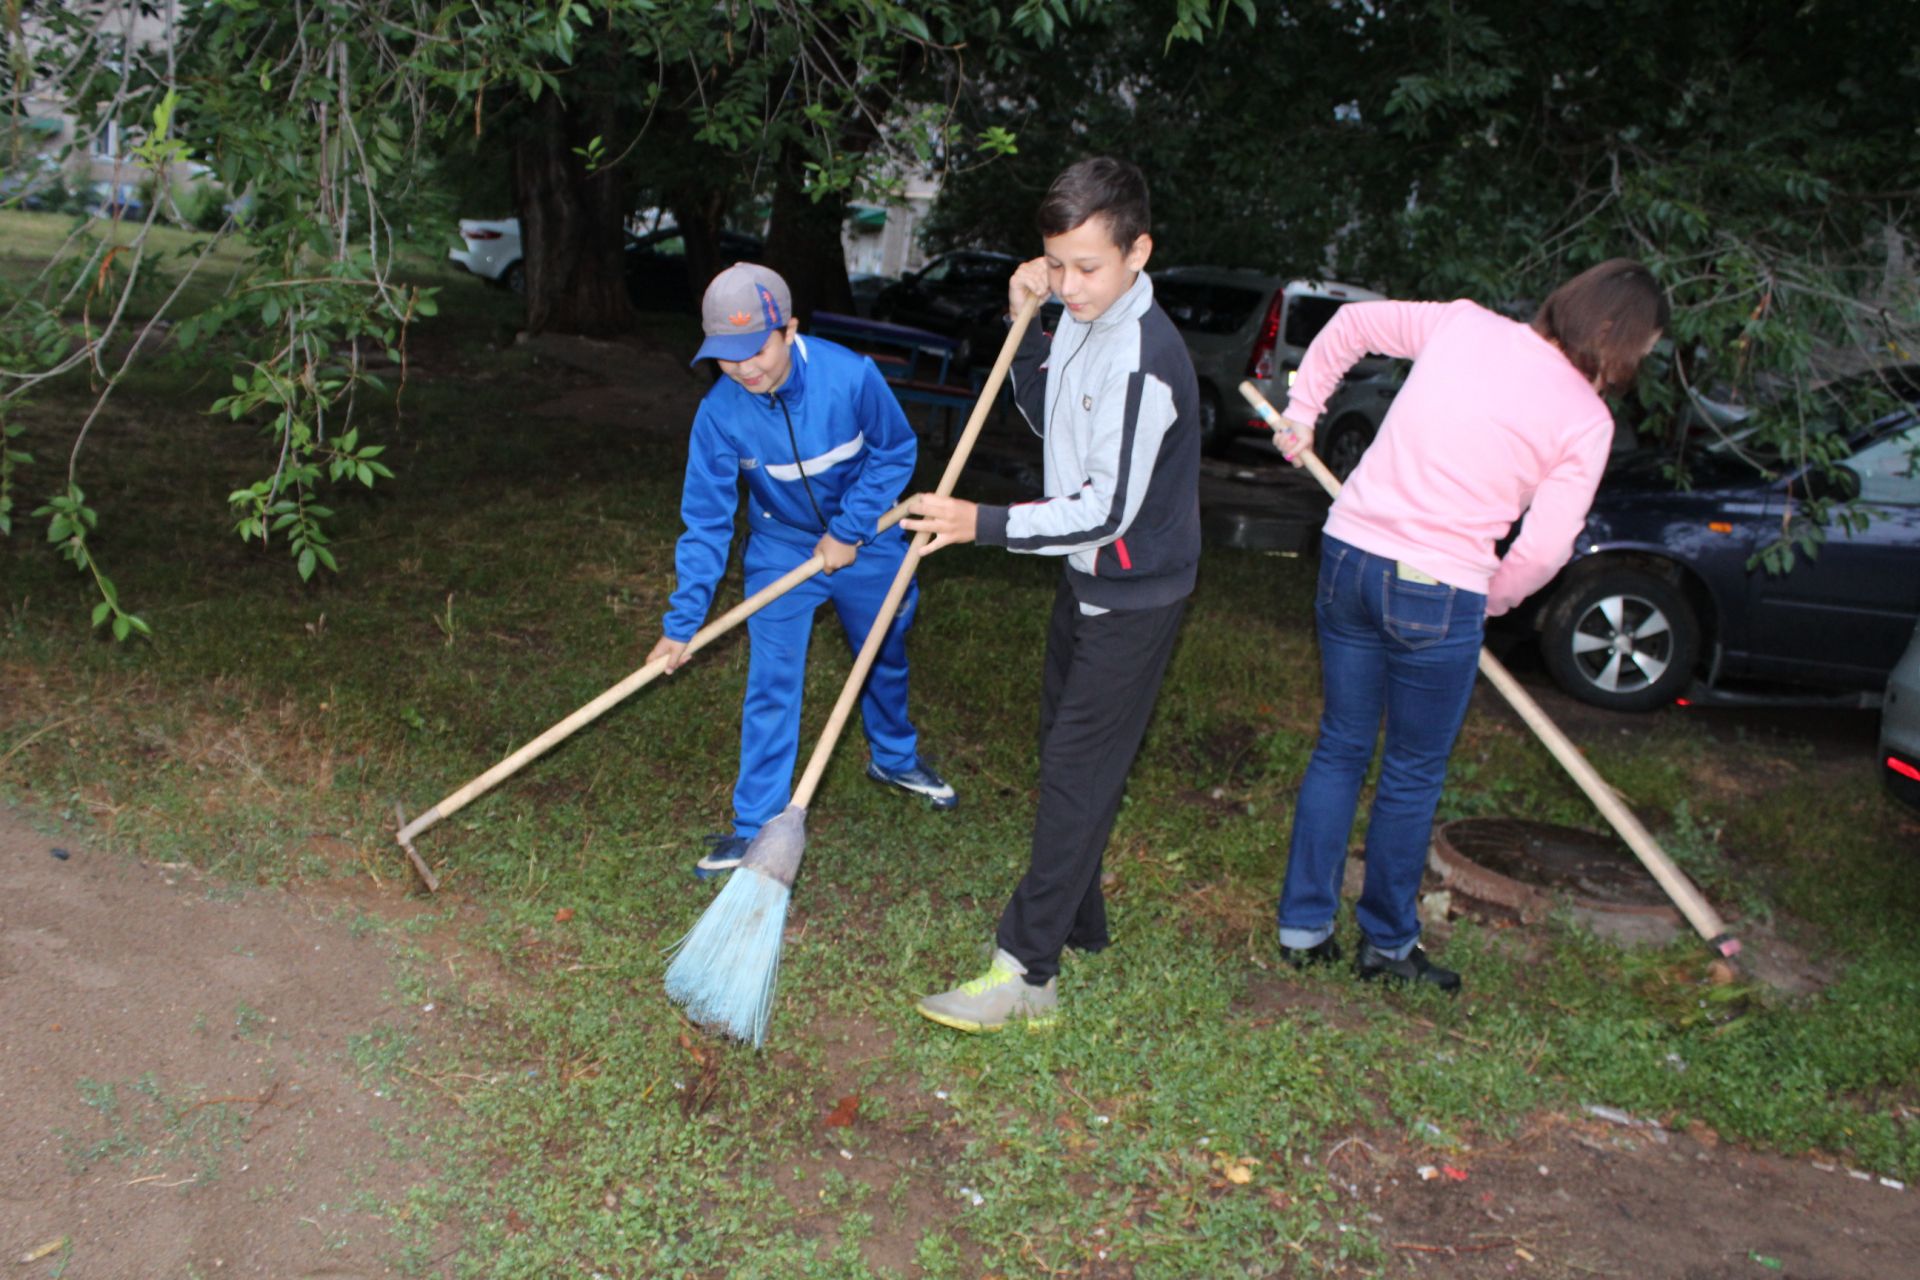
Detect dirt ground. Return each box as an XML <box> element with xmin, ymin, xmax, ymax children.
<box><xmin>0</xmin><ymin>805</ymin><xmax>438</xmax><ymax>1280</ymax></box>
<box><xmin>1329</xmin><ymin>1113</ymin><xmax>1918</xmax><ymax>1279</ymax></box>
<box><xmin>7</xmin><ymin>803</ymin><xmax>1917</xmax><ymax>1279</ymax></box>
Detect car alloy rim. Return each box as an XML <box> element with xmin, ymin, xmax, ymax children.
<box><xmin>1569</xmin><ymin>593</ymin><xmax>1673</xmax><ymax>693</ymax></box>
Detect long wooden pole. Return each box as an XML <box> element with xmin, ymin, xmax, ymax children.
<box><xmin>393</xmin><ymin>498</ymin><xmax>916</xmax><ymax>880</ymax></box>
<box><xmin>1238</xmin><ymin>380</ymin><xmax>1740</xmax><ymax>958</ymax></box>
<box><xmin>790</xmin><ymin>294</ymin><xmax>1042</xmax><ymax>810</ymax></box>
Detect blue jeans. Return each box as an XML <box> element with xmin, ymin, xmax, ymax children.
<box><xmin>1278</xmin><ymin>536</ymin><xmax>1485</xmax><ymax>957</ymax></box>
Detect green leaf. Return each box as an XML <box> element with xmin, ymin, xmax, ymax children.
<box><xmin>91</xmin><ymin>601</ymin><xmax>112</xmax><ymax>628</ymax></box>
<box><xmin>152</xmin><ymin>88</ymin><xmax>178</xmax><ymax>138</ymax></box>
<box><xmin>298</xmin><ymin>547</ymin><xmax>317</xmax><ymax>580</ymax></box>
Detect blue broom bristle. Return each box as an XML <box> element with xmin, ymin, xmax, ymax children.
<box><xmin>664</xmin><ymin>866</ymin><xmax>791</xmax><ymax>1048</ymax></box>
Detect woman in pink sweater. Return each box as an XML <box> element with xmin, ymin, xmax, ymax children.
<box><xmin>1272</xmin><ymin>260</ymin><xmax>1669</xmax><ymax>992</ymax></box>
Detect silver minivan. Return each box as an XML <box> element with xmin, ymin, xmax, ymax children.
<box><xmin>1154</xmin><ymin>267</ymin><xmax>1383</xmax><ymax>457</ymax></box>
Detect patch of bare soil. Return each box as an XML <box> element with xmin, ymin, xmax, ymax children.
<box><xmin>760</xmin><ymin>1014</ymin><xmax>973</xmax><ymax>1276</ymax></box>
<box><xmin>1347</xmin><ymin>1114</ymin><xmax>1918</xmax><ymax>1279</ymax></box>
<box><xmin>0</xmin><ymin>806</ymin><xmax>441</xmax><ymax>1279</ymax></box>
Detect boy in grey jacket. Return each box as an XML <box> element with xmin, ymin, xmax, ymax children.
<box><xmin>903</xmin><ymin>157</ymin><xmax>1201</xmax><ymax>1031</ymax></box>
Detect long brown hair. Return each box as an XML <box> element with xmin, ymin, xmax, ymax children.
<box><xmin>1532</xmin><ymin>259</ymin><xmax>1670</xmax><ymax>393</ymax></box>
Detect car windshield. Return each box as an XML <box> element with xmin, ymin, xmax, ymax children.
<box><xmin>1624</xmin><ymin>369</ymin><xmax>1920</xmax><ymax>488</ymax></box>
<box><xmin>1157</xmin><ymin>281</ymin><xmax>1265</xmax><ymax>336</ymax></box>
<box><xmin>949</xmin><ymin>256</ymin><xmax>1010</xmax><ymax>284</ymax></box>
<box><xmin>1617</xmin><ymin>407</ymin><xmax>1919</xmax><ymax>490</ymax></box>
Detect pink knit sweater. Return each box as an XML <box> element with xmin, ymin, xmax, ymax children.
<box><xmin>1286</xmin><ymin>299</ymin><xmax>1614</xmax><ymax>617</ymax></box>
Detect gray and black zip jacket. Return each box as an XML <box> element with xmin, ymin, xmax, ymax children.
<box><xmin>975</xmin><ymin>271</ymin><xmax>1201</xmax><ymax>610</ymax></box>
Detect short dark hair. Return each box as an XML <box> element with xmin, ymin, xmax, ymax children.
<box><xmin>1036</xmin><ymin>157</ymin><xmax>1150</xmax><ymax>251</ymax></box>
<box><xmin>1532</xmin><ymin>259</ymin><xmax>1671</xmax><ymax>394</ymax></box>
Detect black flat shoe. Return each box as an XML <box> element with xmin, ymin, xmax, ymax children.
<box><xmin>1280</xmin><ymin>934</ymin><xmax>1342</xmax><ymax>970</ymax></box>
<box><xmin>1354</xmin><ymin>941</ymin><xmax>1460</xmax><ymax>993</ymax></box>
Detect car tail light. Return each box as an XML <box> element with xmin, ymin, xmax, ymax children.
<box><xmin>1890</xmin><ymin>755</ymin><xmax>1920</xmax><ymax>784</ymax></box>
<box><xmin>463</xmin><ymin>226</ymin><xmax>503</xmax><ymax>241</ymax></box>
<box><xmin>1245</xmin><ymin>289</ymin><xmax>1282</xmax><ymax>381</ymax></box>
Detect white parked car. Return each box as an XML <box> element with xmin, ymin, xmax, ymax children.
<box><xmin>449</xmin><ymin>217</ymin><xmax>523</xmax><ymax>293</ymax></box>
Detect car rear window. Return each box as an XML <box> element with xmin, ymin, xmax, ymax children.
<box><xmin>1285</xmin><ymin>296</ymin><xmax>1349</xmax><ymax>348</ymax></box>
<box><xmin>1158</xmin><ymin>281</ymin><xmax>1266</xmax><ymax>336</ymax></box>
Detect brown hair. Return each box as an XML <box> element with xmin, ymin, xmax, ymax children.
<box><xmin>1036</xmin><ymin>157</ymin><xmax>1150</xmax><ymax>251</ymax></box>
<box><xmin>1532</xmin><ymin>259</ymin><xmax>1671</xmax><ymax>393</ymax></box>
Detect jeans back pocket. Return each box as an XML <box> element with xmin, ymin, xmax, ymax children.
<box><xmin>1381</xmin><ymin>574</ymin><xmax>1457</xmax><ymax>650</ymax></box>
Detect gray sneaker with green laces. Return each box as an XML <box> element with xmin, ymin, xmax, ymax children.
<box><xmin>916</xmin><ymin>948</ymin><xmax>1058</xmax><ymax>1033</ymax></box>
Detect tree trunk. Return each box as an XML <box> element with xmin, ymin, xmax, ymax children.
<box><xmin>765</xmin><ymin>166</ymin><xmax>853</xmax><ymax>324</ymax></box>
<box><xmin>665</xmin><ymin>184</ymin><xmax>731</xmax><ymax>307</ymax></box>
<box><xmin>512</xmin><ymin>93</ymin><xmax>634</xmax><ymax>337</ymax></box>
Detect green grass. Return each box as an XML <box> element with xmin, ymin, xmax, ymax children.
<box><xmin>0</xmin><ymin>208</ymin><xmax>257</xmax><ymax>260</ymax></box>
<box><xmin>4</xmin><ymin>246</ymin><xmax>1918</xmax><ymax>1276</ymax></box>
<box><xmin>0</xmin><ymin>207</ymin><xmax>259</xmax><ymax>322</ymax></box>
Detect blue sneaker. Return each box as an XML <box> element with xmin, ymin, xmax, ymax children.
<box><xmin>693</xmin><ymin>833</ymin><xmax>750</xmax><ymax>880</ymax></box>
<box><xmin>866</xmin><ymin>760</ymin><xmax>958</xmax><ymax>810</ymax></box>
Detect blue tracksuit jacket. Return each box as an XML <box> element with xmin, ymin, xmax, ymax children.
<box><xmin>662</xmin><ymin>334</ymin><xmax>924</xmax><ymax>835</ymax></box>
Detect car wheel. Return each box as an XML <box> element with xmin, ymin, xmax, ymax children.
<box><xmin>1541</xmin><ymin>567</ymin><xmax>1700</xmax><ymax>711</ymax></box>
<box><xmin>1320</xmin><ymin>413</ymin><xmax>1377</xmax><ymax>481</ymax></box>
<box><xmin>1196</xmin><ymin>385</ymin><xmax>1227</xmax><ymax>455</ymax></box>
<box><xmin>502</xmin><ymin>261</ymin><xmax>526</xmax><ymax>296</ymax></box>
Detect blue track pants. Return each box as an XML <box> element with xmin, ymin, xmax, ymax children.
<box><xmin>733</xmin><ymin>531</ymin><xmax>921</xmax><ymax>837</ymax></box>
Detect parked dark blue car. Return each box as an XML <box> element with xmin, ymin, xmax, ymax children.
<box><xmin>1528</xmin><ymin>399</ymin><xmax>1920</xmax><ymax>711</ymax></box>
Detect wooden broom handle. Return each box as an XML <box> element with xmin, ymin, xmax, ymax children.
<box><xmin>790</xmin><ymin>294</ymin><xmax>1043</xmax><ymax>810</ymax></box>
<box><xmin>1237</xmin><ymin>380</ymin><xmax>1738</xmax><ymax>956</ymax></box>
<box><xmin>398</xmin><ymin>498</ymin><xmax>915</xmax><ymax>844</ymax></box>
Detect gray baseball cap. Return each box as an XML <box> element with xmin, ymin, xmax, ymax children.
<box><xmin>692</xmin><ymin>263</ymin><xmax>792</xmax><ymax>365</ymax></box>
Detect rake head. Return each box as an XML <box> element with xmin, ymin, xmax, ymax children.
<box><xmin>391</xmin><ymin>802</ymin><xmax>440</xmax><ymax>892</ymax></box>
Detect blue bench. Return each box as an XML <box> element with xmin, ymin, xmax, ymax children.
<box><xmin>809</xmin><ymin>311</ymin><xmax>987</xmax><ymax>443</ymax></box>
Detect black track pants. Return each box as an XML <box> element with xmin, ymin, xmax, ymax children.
<box><xmin>997</xmin><ymin>579</ymin><xmax>1187</xmax><ymax>981</ymax></box>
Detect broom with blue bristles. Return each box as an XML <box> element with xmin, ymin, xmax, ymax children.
<box><xmin>665</xmin><ymin>293</ymin><xmax>1042</xmax><ymax>1047</ymax></box>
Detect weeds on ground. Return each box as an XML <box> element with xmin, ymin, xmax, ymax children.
<box><xmin>58</xmin><ymin>1071</ymin><xmax>256</xmax><ymax>1186</ymax></box>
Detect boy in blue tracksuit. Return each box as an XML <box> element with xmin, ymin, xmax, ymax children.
<box><xmin>648</xmin><ymin>264</ymin><xmax>956</xmax><ymax>878</ymax></box>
